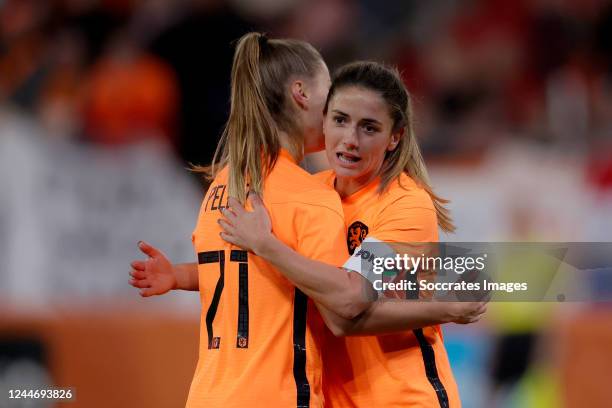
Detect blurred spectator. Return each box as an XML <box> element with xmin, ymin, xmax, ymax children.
<box><xmin>0</xmin><ymin>0</ymin><xmax>52</xmax><ymax>109</ymax></box>
<box><xmin>82</xmin><ymin>29</ymin><xmax>178</xmax><ymax>147</ymax></box>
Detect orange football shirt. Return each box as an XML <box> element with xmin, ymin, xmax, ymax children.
<box><xmin>316</xmin><ymin>170</ymin><xmax>461</xmax><ymax>408</ymax></box>
<box><xmin>186</xmin><ymin>150</ymin><xmax>348</xmax><ymax>408</ymax></box>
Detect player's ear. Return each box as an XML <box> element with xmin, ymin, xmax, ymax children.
<box><xmin>291</xmin><ymin>80</ymin><xmax>308</xmax><ymax>110</ymax></box>
<box><xmin>388</xmin><ymin>128</ymin><xmax>403</xmax><ymax>152</ymax></box>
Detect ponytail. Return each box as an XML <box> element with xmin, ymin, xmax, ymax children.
<box><xmin>199</xmin><ymin>33</ymin><xmax>279</xmax><ymax>204</ymax></box>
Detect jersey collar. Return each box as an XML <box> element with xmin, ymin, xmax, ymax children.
<box><xmin>278</xmin><ymin>148</ymin><xmax>298</xmax><ymax>164</ymax></box>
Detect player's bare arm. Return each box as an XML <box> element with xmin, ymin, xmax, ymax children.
<box><xmin>318</xmin><ymin>300</ymin><xmax>487</xmax><ymax>337</ymax></box>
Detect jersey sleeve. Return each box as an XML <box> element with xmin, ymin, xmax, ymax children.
<box><xmin>372</xmin><ymin>194</ymin><xmax>438</xmax><ymax>243</ymax></box>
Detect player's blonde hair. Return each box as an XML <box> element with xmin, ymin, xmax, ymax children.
<box><xmin>194</xmin><ymin>32</ymin><xmax>324</xmax><ymax>203</ymax></box>
<box><xmin>324</xmin><ymin>61</ymin><xmax>455</xmax><ymax>233</ymax></box>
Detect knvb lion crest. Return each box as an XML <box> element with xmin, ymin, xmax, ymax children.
<box><xmin>237</xmin><ymin>336</ymin><xmax>248</xmax><ymax>348</ymax></box>
<box><xmin>347</xmin><ymin>221</ymin><xmax>369</xmax><ymax>255</ymax></box>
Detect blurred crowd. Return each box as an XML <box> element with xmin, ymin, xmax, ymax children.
<box><xmin>1</xmin><ymin>1</ymin><xmax>612</xmax><ymax>407</ymax></box>
<box><xmin>1</xmin><ymin>0</ymin><xmax>611</xmax><ymax>180</ymax></box>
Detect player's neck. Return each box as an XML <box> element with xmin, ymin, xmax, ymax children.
<box><xmin>277</xmin><ymin>130</ymin><xmax>303</xmax><ymax>163</ymax></box>
<box><xmin>335</xmin><ymin>172</ymin><xmax>379</xmax><ymax>199</ymax></box>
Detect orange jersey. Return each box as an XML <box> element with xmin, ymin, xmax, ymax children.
<box><xmin>187</xmin><ymin>150</ymin><xmax>348</xmax><ymax>408</ymax></box>
<box><xmin>316</xmin><ymin>170</ymin><xmax>461</xmax><ymax>408</ymax></box>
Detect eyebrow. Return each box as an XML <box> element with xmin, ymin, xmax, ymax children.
<box><xmin>331</xmin><ymin>109</ymin><xmax>383</xmax><ymax>126</ymax></box>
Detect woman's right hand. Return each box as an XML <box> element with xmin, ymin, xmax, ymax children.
<box><xmin>129</xmin><ymin>241</ymin><xmax>177</xmax><ymax>297</ymax></box>
<box><xmin>219</xmin><ymin>194</ymin><xmax>273</xmax><ymax>255</ymax></box>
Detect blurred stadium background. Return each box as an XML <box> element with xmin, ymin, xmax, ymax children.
<box><xmin>1</xmin><ymin>0</ymin><xmax>611</xmax><ymax>407</ymax></box>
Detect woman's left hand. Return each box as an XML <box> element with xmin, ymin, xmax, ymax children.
<box><xmin>219</xmin><ymin>193</ymin><xmax>273</xmax><ymax>254</ymax></box>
